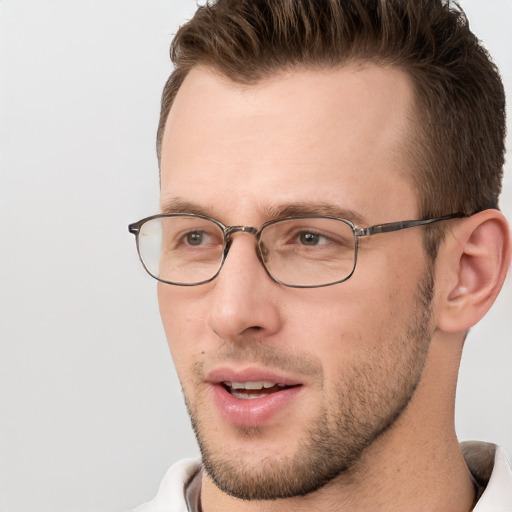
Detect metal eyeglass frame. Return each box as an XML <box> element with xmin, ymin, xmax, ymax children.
<box><xmin>128</xmin><ymin>212</ymin><xmax>466</xmax><ymax>288</ymax></box>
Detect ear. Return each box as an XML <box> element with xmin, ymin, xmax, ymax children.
<box><xmin>436</xmin><ymin>209</ymin><xmax>511</xmax><ymax>333</ymax></box>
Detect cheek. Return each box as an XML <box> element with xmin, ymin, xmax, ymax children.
<box><xmin>290</xmin><ymin>283</ymin><xmax>392</xmax><ymax>346</ymax></box>
<box><xmin>288</xmin><ymin>274</ymin><xmax>414</xmax><ymax>380</ymax></box>
<box><xmin>157</xmin><ymin>283</ymin><xmax>209</xmax><ymax>365</ymax></box>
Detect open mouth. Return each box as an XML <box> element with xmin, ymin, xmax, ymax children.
<box><xmin>211</xmin><ymin>374</ymin><xmax>305</xmax><ymax>426</ymax></box>
<box><xmin>222</xmin><ymin>381</ymin><xmax>299</xmax><ymax>400</ymax></box>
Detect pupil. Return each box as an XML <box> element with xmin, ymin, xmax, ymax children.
<box><xmin>187</xmin><ymin>232</ymin><xmax>203</xmax><ymax>245</ymax></box>
<box><xmin>300</xmin><ymin>232</ymin><xmax>318</xmax><ymax>245</ymax></box>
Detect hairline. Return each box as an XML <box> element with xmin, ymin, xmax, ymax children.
<box><xmin>157</xmin><ymin>58</ymin><xmax>425</xmax><ymax>181</ymax></box>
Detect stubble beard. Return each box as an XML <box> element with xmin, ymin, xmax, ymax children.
<box><xmin>183</xmin><ymin>270</ymin><xmax>435</xmax><ymax>501</ymax></box>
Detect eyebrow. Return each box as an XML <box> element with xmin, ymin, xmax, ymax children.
<box><xmin>160</xmin><ymin>198</ymin><xmax>212</xmax><ymax>217</ymax></box>
<box><xmin>160</xmin><ymin>198</ymin><xmax>368</xmax><ymax>226</ymax></box>
<box><xmin>262</xmin><ymin>203</ymin><xmax>367</xmax><ymax>225</ymax></box>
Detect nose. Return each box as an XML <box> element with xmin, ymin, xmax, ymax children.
<box><xmin>207</xmin><ymin>233</ymin><xmax>282</xmax><ymax>341</ymax></box>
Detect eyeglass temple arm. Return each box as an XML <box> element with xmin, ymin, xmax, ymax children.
<box><xmin>355</xmin><ymin>213</ymin><xmax>467</xmax><ymax>237</ymax></box>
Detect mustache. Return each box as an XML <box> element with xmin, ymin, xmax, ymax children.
<box><xmin>193</xmin><ymin>338</ymin><xmax>324</xmax><ymax>379</ymax></box>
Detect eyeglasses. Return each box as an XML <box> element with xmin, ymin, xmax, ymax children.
<box><xmin>128</xmin><ymin>212</ymin><xmax>465</xmax><ymax>288</ymax></box>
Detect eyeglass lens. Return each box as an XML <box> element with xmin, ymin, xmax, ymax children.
<box><xmin>137</xmin><ymin>216</ymin><xmax>357</xmax><ymax>287</ymax></box>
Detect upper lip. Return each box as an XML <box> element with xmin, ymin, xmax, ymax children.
<box><xmin>206</xmin><ymin>366</ymin><xmax>302</xmax><ymax>387</ymax></box>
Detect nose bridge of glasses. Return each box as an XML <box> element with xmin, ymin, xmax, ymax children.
<box><xmin>223</xmin><ymin>225</ymin><xmax>262</xmax><ymax>264</ymax></box>
<box><xmin>224</xmin><ymin>225</ymin><xmax>259</xmax><ymax>240</ymax></box>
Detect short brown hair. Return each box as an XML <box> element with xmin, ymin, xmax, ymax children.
<box><xmin>157</xmin><ymin>0</ymin><xmax>505</xmax><ymax>255</ymax></box>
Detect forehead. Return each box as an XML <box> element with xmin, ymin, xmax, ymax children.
<box><xmin>160</xmin><ymin>65</ymin><xmax>418</xmax><ymax>224</ymax></box>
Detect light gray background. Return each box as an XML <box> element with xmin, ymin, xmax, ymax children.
<box><xmin>0</xmin><ymin>1</ymin><xmax>510</xmax><ymax>511</ymax></box>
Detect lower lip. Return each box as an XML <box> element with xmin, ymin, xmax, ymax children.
<box><xmin>210</xmin><ymin>384</ymin><xmax>303</xmax><ymax>428</ymax></box>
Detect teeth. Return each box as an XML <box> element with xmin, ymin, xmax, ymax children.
<box><xmin>225</xmin><ymin>381</ymin><xmax>278</xmax><ymax>390</ymax></box>
<box><xmin>231</xmin><ymin>391</ymin><xmax>268</xmax><ymax>400</ymax></box>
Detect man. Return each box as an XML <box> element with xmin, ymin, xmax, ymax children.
<box><xmin>129</xmin><ymin>0</ymin><xmax>512</xmax><ymax>510</ymax></box>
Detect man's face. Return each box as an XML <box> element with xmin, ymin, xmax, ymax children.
<box><xmin>158</xmin><ymin>65</ymin><xmax>436</xmax><ymax>499</ymax></box>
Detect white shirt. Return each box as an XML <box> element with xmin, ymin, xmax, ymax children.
<box><xmin>131</xmin><ymin>442</ymin><xmax>512</xmax><ymax>512</ymax></box>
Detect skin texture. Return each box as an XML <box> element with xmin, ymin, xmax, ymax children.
<box><xmin>156</xmin><ymin>65</ymin><xmax>509</xmax><ymax>511</ymax></box>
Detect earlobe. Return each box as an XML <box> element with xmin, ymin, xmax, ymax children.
<box><xmin>437</xmin><ymin>209</ymin><xmax>511</xmax><ymax>333</ymax></box>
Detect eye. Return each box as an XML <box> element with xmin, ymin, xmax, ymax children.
<box><xmin>186</xmin><ymin>231</ymin><xmax>207</xmax><ymax>246</ymax></box>
<box><xmin>159</xmin><ymin>217</ymin><xmax>225</xmax><ymax>258</ymax></box>
<box><xmin>298</xmin><ymin>231</ymin><xmax>328</xmax><ymax>246</ymax></box>
<box><xmin>179</xmin><ymin>228</ymin><xmax>222</xmax><ymax>248</ymax></box>
<box><xmin>261</xmin><ymin>218</ymin><xmax>355</xmax><ymax>255</ymax></box>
